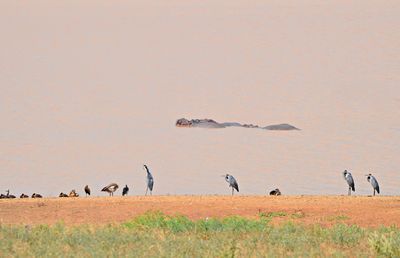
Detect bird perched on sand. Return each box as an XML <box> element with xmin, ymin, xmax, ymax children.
<box><xmin>122</xmin><ymin>185</ymin><xmax>129</xmax><ymax>196</ymax></box>
<box><xmin>101</xmin><ymin>183</ymin><xmax>119</xmax><ymax>196</ymax></box>
<box><xmin>269</xmin><ymin>188</ymin><xmax>281</xmax><ymax>196</ymax></box>
<box><xmin>343</xmin><ymin>170</ymin><xmax>355</xmax><ymax>196</ymax></box>
<box><xmin>69</xmin><ymin>190</ymin><xmax>79</xmax><ymax>197</ymax></box>
<box><xmin>84</xmin><ymin>185</ymin><xmax>91</xmax><ymax>196</ymax></box>
<box><xmin>59</xmin><ymin>192</ymin><xmax>68</xmax><ymax>197</ymax></box>
<box><xmin>5</xmin><ymin>190</ymin><xmax>16</xmax><ymax>199</ymax></box>
<box><xmin>366</xmin><ymin>174</ymin><xmax>380</xmax><ymax>196</ymax></box>
<box><xmin>144</xmin><ymin>165</ymin><xmax>154</xmax><ymax>196</ymax></box>
<box><xmin>20</xmin><ymin>193</ymin><xmax>29</xmax><ymax>198</ymax></box>
<box><xmin>31</xmin><ymin>193</ymin><xmax>42</xmax><ymax>198</ymax></box>
<box><xmin>223</xmin><ymin>174</ymin><xmax>239</xmax><ymax>196</ymax></box>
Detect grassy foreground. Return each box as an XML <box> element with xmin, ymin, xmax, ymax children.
<box><xmin>0</xmin><ymin>212</ymin><xmax>399</xmax><ymax>257</ymax></box>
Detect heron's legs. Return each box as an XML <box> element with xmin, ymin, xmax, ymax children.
<box><xmin>150</xmin><ymin>190</ymin><xmax>152</xmax><ymax>196</ymax></box>
<box><xmin>348</xmin><ymin>187</ymin><xmax>351</xmax><ymax>196</ymax></box>
<box><xmin>145</xmin><ymin>188</ymin><xmax>148</xmax><ymax>196</ymax></box>
<box><xmin>231</xmin><ymin>187</ymin><xmax>234</xmax><ymax>196</ymax></box>
<box><xmin>373</xmin><ymin>190</ymin><xmax>375</xmax><ymax>196</ymax></box>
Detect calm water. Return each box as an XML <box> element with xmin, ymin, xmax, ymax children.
<box><xmin>0</xmin><ymin>1</ymin><xmax>399</xmax><ymax>196</ymax></box>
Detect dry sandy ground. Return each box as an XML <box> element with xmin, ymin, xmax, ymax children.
<box><xmin>0</xmin><ymin>196</ymin><xmax>399</xmax><ymax>227</ymax></box>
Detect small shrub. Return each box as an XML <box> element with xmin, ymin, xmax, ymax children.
<box><xmin>369</xmin><ymin>230</ymin><xmax>400</xmax><ymax>257</ymax></box>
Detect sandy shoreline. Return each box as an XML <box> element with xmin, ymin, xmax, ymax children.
<box><xmin>0</xmin><ymin>196</ymin><xmax>399</xmax><ymax>227</ymax></box>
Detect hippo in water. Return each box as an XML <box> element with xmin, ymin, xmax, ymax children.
<box><xmin>176</xmin><ymin>118</ymin><xmax>300</xmax><ymax>130</ymax></box>
<box><xmin>176</xmin><ymin>118</ymin><xmax>225</xmax><ymax>128</ymax></box>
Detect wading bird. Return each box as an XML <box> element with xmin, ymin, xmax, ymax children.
<box><xmin>101</xmin><ymin>183</ymin><xmax>119</xmax><ymax>196</ymax></box>
<box><xmin>144</xmin><ymin>165</ymin><xmax>154</xmax><ymax>196</ymax></box>
<box><xmin>269</xmin><ymin>188</ymin><xmax>281</xmax><ymax>196</ymax></box>
<box><xmin>343</xmin><ymin>170</ymin><xmax>355</xmax><ymax>196</ymax></box>
<box><xmin>122</xmin><ymin>185</ymin><xmax>129</xmax><ymax>196</ymax></box>
<box><xmin>84</xmin><ymin>185</ymin><xmax>91</xmax><ymax>196</ymax></box>
<box><xmin>223</xmin><ymin>174</ymin><xmax>239</xmax><ymax>196</ymax></box>
<box><xmin>366</xmin><ymin>174</ymin><xmax>380</xmax><ymax>196</ymax></box>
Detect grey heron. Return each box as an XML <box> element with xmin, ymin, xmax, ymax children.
<box><xmin>343</xmin><ymin>170</ymin><xmax>355</xmax><ymax>196</ymax></box>
<box><xmin>269</xmin><ymin>188</ymin><xmax>281</xmax><ymax>196</ymax></box>
<box><xmin>122</xmin><ymin>185</ymin><xmax>129</xmax><ymax>196</ymax></box>
<box><xmin>84</xmin><ymin>185</ymin><xmax>91</xmax><ymax>196</ymax></box>
<box><xmin>101</xmin><ymin>183</ymin><xmax>119</xmax><ymax>196</ymax></box>
<box><xmin>366</xmin><ymin>174</ymin><xmax>380</xmax><ymax>196</ymax></box>
<box><xmin>222</xmin><ymin>174</ymin><xmax>239</xmax><ymax>196</ymax></box>
<box><xmin>144</xmin><ymin>165</ymin><xmax>154</xmax><ymax>196</ymax></box>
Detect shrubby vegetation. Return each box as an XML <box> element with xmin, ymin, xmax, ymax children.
<box><xmin>0</xmin><ymin>211</ymin><xmax>398</xmax><ymax>257</ymax></box>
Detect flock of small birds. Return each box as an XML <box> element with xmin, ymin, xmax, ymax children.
<box><xmin>0</xmin><ymin>165</ymin><xmax>154</xmax><ymax>199</ymax></box>
<box><xmin>0</xmin><ymin>167</ymin><xmax>381</xmax><ymax>199</ymax></box>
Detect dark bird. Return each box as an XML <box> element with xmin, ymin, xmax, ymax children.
<box><xmin>343</xmin><ymin>170</ymin><xmax>355</xmax><ymax>196</ymax></box>
<box><xmin>144</xmin><ymin>165</ymin><xmax>154</xmax><ymax>196</ymax></box>
<box><xmin>223</xmin><ymin>174</ymin><xmax>239</xmax><ymax>196</ymax></box>
<box><xmin>20</xmin><ymin>193</ymin><xmax>29</xmax><ymax>198</ymax></box>
<box><xmin>59</xmin><ymin>192</ymin><xmax>68</xmax><ymax>197</ymax></box>
<box><xmin>6</xmin><ymin>190</ymin><xmax>16</xmax><ymax>199</ymax></box>
<box><xmin>101</xmin><ymin>183</ymin><xmax>119</xmax><ymax>196</ymax></box>
<box><xmin>84</xmin><ymin>185</ymin><xmax>91</xmax><ymax>196</ymax></box>
<box><xmin>269</xmin><ymin>188</ymin><xmax>282</xmax><ymax>196</ymax></box>
<box><xmin>366</xmin><ymin>173</ymin><xmax>380</xmax><ymax>196</ymax></box>
<box><xmin>122</xmin><ymin>185</ymin><xmax>129</xmax><ymax>196</ymax></box>
<box><xmin>0</xmin><ymin>194</ymin><xmax>5</xmax><ymax>199</ymax></box>
<box><xmin>31</xmin><ymin>193</ymin><xmax>42</xmax><ymax>198</ymax></box>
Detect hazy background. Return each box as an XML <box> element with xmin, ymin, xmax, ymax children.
<box><xmin>1</xmin><ymin>0</ymin><xmax>399</xmax><ymax>196</ymax></box>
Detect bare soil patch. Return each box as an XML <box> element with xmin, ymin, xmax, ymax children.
<box><xmin>0</xmin><ymin>196</ymin><xmax>399</xmax><ymax>227</ymax></box>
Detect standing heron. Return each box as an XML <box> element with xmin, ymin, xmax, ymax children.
<box><xmin>366</xmin><ymin>174</ymin><xmax>380</xmax><ymax>196</ymax></box>
<box><xmin>84</xmin><ymin>185</ymin><xmax>91</xmax><ymax>197</ymax></box>
<box><xmin>144</xmin><ymin>165</ymin><xmax>154</xmax><ymax>196</ymax></box>
<box><xmin>343</xmin><ymin>170</ymin><xmax>355</xmax><ymax>196</ymax></box>
<box><xmin>223</xmin><ymin>174</ymin><xmax>239</xmax><ymax>196</ymax></box>
<box><xmin>122</xmin><ymin>185</ymin><xmax>129</xmax><ymax>196</ymax></box>
<box><xmin>101</xmin><ymin>183</ymin><xmax>119</xmax><ymax>196</ymax></box>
